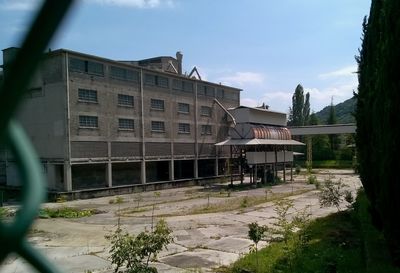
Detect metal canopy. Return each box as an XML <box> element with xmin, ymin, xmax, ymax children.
<box><xmin>215</xmin><ymin>138</ymin><xmax>305</xmax><ymax>146</ymax></box>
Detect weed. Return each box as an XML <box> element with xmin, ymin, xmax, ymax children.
<box><xmin>295</xmin><ymin>165</ymin><xmax>301</xmax><ymax>175</ymax></box>
<box><xmin>56</xmin><ymin>194</ymin><xmax>68</xmax><ymax>203</ymax></box>
<box><xmin>0</xmin><ymin>207</ymin><xmax>10</xmax><ymax>219</ymax></box>
<box><xmin>240</xmin><ymin>196</ymin><xmax>249</xmax><ymax>208</ymax></box>
<box><xmin>39</xmin><ymin>207</ymin><xmax>98</xmax><ymax>218</ymax></box>
<box><xmin>307</xmin><ymin>175</ymin><xmax>320</xmax><ymax>189</ymax></box>
<box><xmin>115</xmin><ymin>196</ymin><xmax>124</xmax><ymax>204</ymax></box>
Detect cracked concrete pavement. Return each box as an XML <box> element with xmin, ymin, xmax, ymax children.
<box><xmin>0</xmin><ymin>169</ymin><xmax>361</xmax><ymax>273</ymax></box>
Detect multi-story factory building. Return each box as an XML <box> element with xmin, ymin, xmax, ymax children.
<box><xmin>1</xmin><ymin>47</ymin><xmax>240</xmax><ymax>192</ymax></box>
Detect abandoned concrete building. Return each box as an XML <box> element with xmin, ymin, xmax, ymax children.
<box><xmin>0</xmin><ymin>47</ymin><xmax>303</xmax><ymax>194</ymax></box>
<box><xmin>0</xmin><ymin>47</ymin><xmax>241</xmax><ymax>192</ymax></box>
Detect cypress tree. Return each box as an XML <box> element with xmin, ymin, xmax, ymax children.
<box><xmin>288</xmin><ymin>84</ymin><xmax>310</xmax><ymax>126</ymax></box>
<box><xmin>356</xmin><ymin>0</ymin><xmax>400</xmax><ymax>264</ymax></box>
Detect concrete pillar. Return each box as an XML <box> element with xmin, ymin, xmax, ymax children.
<box><xmin>215</xmin><ymin>157</ymin><xmax>219</xmax><ymax>176</ymax></box>
<box><xmin>283</xmin><ymin>146</ymin><xmax>286</xmax><ymax>183</ymax></box>
<box><xmin>107</xmin><ymin>162</ymin><xmax>112</xmax><ymax>188</ymax></box>
<box><xmin>170</xmin><ymin>160</ymin><xmax>174</xmax><ymax>181</ymax></box>
<box><xmin>141</xmin><ymin>160</ymin><xmax>146</xmax><ymax>184</ymax></box>
<box><xmin>194</xmin><ymin>159</ymin><xmax>198</xmax><ymax>178</ymax></box>
<box><xmin>64</xmin><ymin>161</ymin><xmax>72</xmax><ymax>192</ymax></box>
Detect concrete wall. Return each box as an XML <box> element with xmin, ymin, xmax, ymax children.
<box><xmin>230</xmin><ymin>107</ymin><xmax>287</xmax><ymax>126</ymax></box>
<box><xmin>246</xmin><ymin>151</ymin><xmax>294</xmax><ymax>164</ymax></box>
<box><xmin>16</xmin><ymin>53</ymin><xmax>67</xmax><ymax>159</ymax></box>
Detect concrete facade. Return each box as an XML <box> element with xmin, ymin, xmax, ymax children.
<box><xmin>1</xmin><ymin>48</ymin><xmax>240</xmax><ymax>192</ymax></box>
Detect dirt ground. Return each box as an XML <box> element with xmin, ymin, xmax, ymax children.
<box><xmin>1</xmin><ymin>169</ymin><xmax>361</xmax><ymax>273</ymax></box>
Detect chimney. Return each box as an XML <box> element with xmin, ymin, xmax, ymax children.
<box><xmin>176</xmin><ymin>51</ymin><xmax>183</xmax><ymax>75</ymax></box>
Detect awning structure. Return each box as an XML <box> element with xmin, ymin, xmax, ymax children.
<box><xmin>215</xmin><ymin>138</ymin><xmax>304</xmax><ymax>146</ymax></box>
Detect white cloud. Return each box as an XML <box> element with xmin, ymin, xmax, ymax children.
<box><xmin>305</xmin><ymin>79</ymin><xmax>357</xmax><ymax>112</ymax></box>
<box><xmin>218</xmin><ymin>72</ymin><xmax>265</xmax><ymax>87</ymax></box>
<box><xmin>319</xmin><ymin>65</ymin><xmax>358</xmax><ymax>79</ymax></box>
<box><xmin>86</xmin><ymin>0</ymin><xmax>175</xmax><ymax>8</ymax></box>
<box><xmin>0</xmin><ymin>0</ymin><xmax>42</xmax><ymax>11</ymax></box>
<box><xmin>240</xmin><ymin>97</ymin><xmax>258</xmax><ymax>107</ymax></box>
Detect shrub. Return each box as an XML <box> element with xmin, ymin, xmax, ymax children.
<box><xmin>318</xmin><ymin>178</ymin><xmax>350</xmax><ymax>211</ymax></box>
<box><xmin>106</xmin><ymin>219</ymin><xmax>173</xmax><ymax>273</ymax></box>
<box><xmin>295</xmin><ymin>165</ymin><xmax>301</xmax><ymax>175</ymax></box>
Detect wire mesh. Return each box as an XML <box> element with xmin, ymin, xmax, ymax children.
<box><xmin>0</xmin><ymin>1</ymin><xmax>75</xmax><ymax>272</ymax></box>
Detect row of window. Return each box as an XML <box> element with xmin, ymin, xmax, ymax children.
<box><xmin>69</xmin><ymin>57</ymin><xmax>239</xmax><ymax>100</ymax></box>
<box><xmin>78</xmin><ymin>89</ymin><xmax>212</xmax><ymax>116</ymax></box>
<box><xmin>78</xmin><ymin>115</ymin><xmax>212</xmax><ymax>134</ymax></box>
<box><xmin>78</xmin><ymin>89</ymin><xmax>135</xmax><ymax>107</ymax></box>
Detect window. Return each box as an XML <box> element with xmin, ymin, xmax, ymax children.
<box><xmin>225</xmin><ymin>90</ymin><xmax>240</xmax><ymax>101</ymax></box>
<box><xmin>151</xmin><ymin>121</ymin><xmax>165</xmax><ymax>132</ymax></box>
<box><xmin>157</xmin><ymin>76</ymin><xmax>169</xmax><ymax>88</ymax></box>
<box><xmin>145</xmin><ymin>74</ymin><xmax>156</xmax><ymax>85</ymax></box>
<box><xmin>87</xmin><ymin>61</ymin><xmax>104</xmax><ymax>76</ymax></box>
<box><xmin>69</xmin><ymin>57</ymin><xmax>104</xmax><ymax>76</ymax></box>
<box><xmin>173</xmin><ymin>79</ymin><xmax>194</xmax><ymax>93</ymax></box>
<box><xmin>151</xmin><ymin>99</ymin><xmax>164</xmax><ymax>110</ymax></box>
<box><xmin>145</xmin><ymin>74</ymin><xmax>169</xmax><ymax>88</ymax></box>
<box><xmin>79</xmin><ymin>115</ymin><xmax>98</xmax><ymax>128</ymax></box>
<box><xmin>118</xmin><ymin>94</ymin><xmax>134</xmax><ymax>107</ymax></box>
<box><xmin>201</xmin><ymin>125</ymin><xmax>212</xmax><ymax>135</ymax></box>
<box><xmin>178</xmin><ymin>103</ymin><xmax>189</xmax><ymax>113</ymax></box>
<box><xmin>178</xmin><ymin>123</ymin><xmax>190</xmax><ymax>134</ymax></box>
<box><xmin>110</xmin><ymin>66</ymin><xmax>139</xmax><ymax>81</ymax></box>
<box><xmin>200</xmin><ymin>106</ymin><xmax>212</xmax><ymax>117</ymax></box>
<box><xmin>119</xmin><ymin>118</ymin><xmax>134</xmax><ymax>130</ymax></box>
<box><xmin>198</xmin><ymin>84</ymin><xmax>215</xmax><ymax>97</ymax></box>
<box><xmin>216</xmin><ymin>88</ymin><xmax>224</xmax><ymax>99</ymax></box>
<box><xmin>78</xmin><ymin>89</ymin><xmax>98</xmax><ymax>103</ymax></box>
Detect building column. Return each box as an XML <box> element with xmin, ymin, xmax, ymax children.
<box><xmin>194</xmin><ymin>158</ymin><xmax>198</xmax><ymax>179</ymax></box>
<box><xmin>215</xmin><ymin>157</ymin><xmax>219</xmax><ymax>176</ymax></box>
<box><xmin>141</xmin><ymin>160</ymin><xmax>146</xmax><ymax>184</ymax></box>
<box><xmin>283</xmin><ymin>146</ymin><xmax>286</xmax><ymax>183</ymax></box>
<box><xmin>107</xmin><ymin>162</ymin><xmax>112</xmax><ymax>188</ymax></box>
<box><xmin>170</xmin><ymin>159</ymin><xmax>174</xmax><ymax>181</ymax></box>
<box><xmin>64</xmin><ymin>161</ymin><xmax>72</xmax><ymax>192</ymax></box>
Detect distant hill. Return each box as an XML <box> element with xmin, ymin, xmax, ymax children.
<box><xmin>315</xmin><ymin>97</ymin><xmax>356</xmax><ymax>124</ymax></box>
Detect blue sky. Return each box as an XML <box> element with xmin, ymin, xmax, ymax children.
<box><xmin>0</xmin><ymin>0</ymin><xmax>371</xmax><ymax>114</ymax></box>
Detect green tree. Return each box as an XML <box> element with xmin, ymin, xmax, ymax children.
<box><xmin>288</xmin><ymin>84</ymin><xmax>310</xmax><ymax>126</ymax></box>
<box><xmin>309</xmin><ymin>113</ymin><xmax>334</xmax><ymax>160</ymax></box>
<box><xmin>356</xmin><ymin>0</ymin><xmax>400</xmax><ymax>264</ymax></box>
<box><xmin>327</xmin><ymin>99</ymin><xmax>340</xmax><ymax>151</ymax></box>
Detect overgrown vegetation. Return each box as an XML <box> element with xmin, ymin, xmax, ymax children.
<box><xmin>182</xmin><ymin>189</ymin><xmax>312</xmax><ymax>216</ymax></box>
<box><xmin>218</xmin><ymin>191</ymin><xmax>400</xmax><ymax>273</ymax></box>
<box><xmin>106</xmin><ymin>219</ymin><xmax>173</xmax><ymax>273</ymax></box>
<box><xmin>39</xmin><ymin>207</ymin><xmax>98</xmax><ymax>218</ymax></box>
<box><xmin>318</xmin><ymin>177</ymin><xmax>353</xmax><ymax>211</ymax></box>
<box><xmin>0</xmin><ymin>207</ymin><xmax>10</xmax><ymax>219</ymax></box>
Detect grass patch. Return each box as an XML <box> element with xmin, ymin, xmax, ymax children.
<box><xmin>0</xmin><ymin>207</ymin><xmax>11</xmax><ymax>219</ymax></box>
<box><xmin>159</xmin><ymin>189</ymin><xmax>312</xmax><ymax>217</ymax></box>
<box><xmin>301</xmin><ymin>160</ymin><xmax>353</xmax><ymax>169</ymax></box>
<box><xmin>218</xmin><ymin>211</ymin><xmax>364</xmax><ymax>273</ymax></box>
<box><xmin>39</xmin><ymin>207</ymin><xmax>100</xmax><ymax>218</ymax></box>
<box><xmin>218</xmin><ymin>190</ymin><xmax>400</xmax><ymax>273</ymax></box>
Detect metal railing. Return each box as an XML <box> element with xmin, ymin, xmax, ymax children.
<box><xmin>0</xmin><ymin>1</ymin><xmax>75</xmax><ymax>272</ymax></box>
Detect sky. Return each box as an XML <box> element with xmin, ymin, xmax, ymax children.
<box><xmin>0</xmin><ymin>0</ymin><xmax>371</xmax><ymax>114</ymax></box>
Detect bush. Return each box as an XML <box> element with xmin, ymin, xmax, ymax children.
<box><xmin>318</xmin><ymin>178</ymin><xmax>350</xmax><ymax>211</ymax></box>
<box><xmin>106</xmin><ymin>219</ymin><xmax>173</xmax><ymax>273</ymax></box>
<box><xmin>295</xmin><ymin>165</ymin><xmax>301</xmax><ymax>175</ymax></box>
